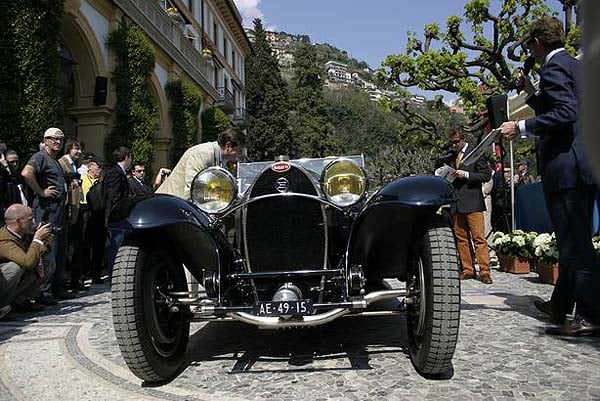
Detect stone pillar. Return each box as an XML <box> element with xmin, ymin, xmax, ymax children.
<box><xmin>68</xmin><ymin>106</ymin><xmax>113</xmax><ymax>159</ymax></box>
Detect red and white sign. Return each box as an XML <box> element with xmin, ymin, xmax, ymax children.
<box><xmin>271</xmin><ymin>162</ymin><xmax>291</xmax><ymax>173</ymax></box>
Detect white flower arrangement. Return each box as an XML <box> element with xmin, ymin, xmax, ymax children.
<box><xmin>593</xmin><ymin>236</ymin><xmax>600</xmax><ymax>251</ymax></box>
<box><xmin>533</xmin><ymin>232</ymin><xmax>558</xmax><ymax>265</ymax></box>
<box><xmin>492</xmin><ymin>230</ymin><xmax>537</xmax><ymax>259</ymax></box>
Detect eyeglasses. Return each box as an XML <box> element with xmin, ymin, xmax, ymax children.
<box><xmin>46</xmin><ymin>136</ymin><xmax>63</xmax><ymax>142</ymax></box>
<box><xmin>134</xmin><ymin>169</ymin><xmax>145</xmax><ymax>173</ymax></box>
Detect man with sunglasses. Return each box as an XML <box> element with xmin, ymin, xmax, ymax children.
<box><xmin>128</xmin><ymin>163</ymin><xmax>153</xmax><ymax>196</ymax></box>
<box><xmin>22</xmin><ymin>127</ymin><xmax>75</xmax><ymax>305</ymax></box>
<box><xmin>500</xmin><ymin>17</ymin><xmax>599</xmax><ymax>336</ymax></box>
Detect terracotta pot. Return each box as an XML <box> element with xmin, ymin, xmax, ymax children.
<box><xmin>537</xmin><ymin>261</ymin><xmax>559</xmax><ymax>285</ymax></box>
<box><xmin>499</xmin><ymin>255</ymin><xmax>530</xmax><ymax>274</ymax></box>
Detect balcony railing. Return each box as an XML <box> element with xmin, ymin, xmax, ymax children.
<box><xmin>232</xmin><ymin>107</ymin><xmax>250</xmax><ymax>128</ymax></box>
<box><xmin>114</xmin><ymin>0</ymin><xmax>216</xmax><ymax>98</ymax></box>
<box><xmin>216</xmin><ymin>87</ymin><xmax>235</xmax><ymax>112</ymax></box>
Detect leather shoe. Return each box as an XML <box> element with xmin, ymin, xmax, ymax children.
<box><xmin>545</xmin><ymin>317</ymin><xmax>600</xmax><ymax>337</ymax></box>
<box><xmin>480</xmin><ymin>275</ymin><xmax>493</xmax><ymax>285</ymax></box>
<box><xmin>534</xmin><ymin>300</ymin><xmax>564</xmax><ymax>324</ymax></box>
<box><xmin>12</xmin><ymin>301</ymin><xmax>45</xmax><ymax>313</ymax></box>
<box><xmin>36</xmin><ymin>294</ymin><xmax>58</xmax><ymax>306</ymax></box>
<box><xmin>459</xmin><ymin>272</ymin><xmax>475</xmax><ymax>280</ymax></box>
<box><xmin>53</xmin><ymin>290</ymin><xmax>77</xmax><ymax>300</ymax></box>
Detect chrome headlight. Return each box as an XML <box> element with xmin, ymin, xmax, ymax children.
<box><xmin>190</xmin><ymin>167</ymin><xmax>237</xmax><ymax>213</ymax></box>
<box><xmin>321</xmin><ymin>158</ymin><xmax>367</xmax><ymax>207</ymax></box>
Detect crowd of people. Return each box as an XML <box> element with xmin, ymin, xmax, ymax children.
<box><xmin>0</xmin><ymin>129</ymin><xmax>173</xmax><ymax>320</ymax></box>
<box><xmin>0</xmin><ymin>126</ymin><xmax>246</xmax><ymax>321</ymax></box>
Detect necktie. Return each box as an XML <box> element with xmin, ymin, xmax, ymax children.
<box><xmin>455</xmin><ymin>151</ymin><xmax>463</xmax><ymax>169</ymax></box>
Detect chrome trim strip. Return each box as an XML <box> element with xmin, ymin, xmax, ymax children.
<box><xmin>219</xmin><ymin>192</ymin><xmax>344</xmax><ymax>223</ymax></box>
<box><xmin>226</xmin><ymin>289</ymin><xmax>405</xmax><ymax>329</ymax></box>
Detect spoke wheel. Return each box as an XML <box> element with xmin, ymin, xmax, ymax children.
<box><xmin>406</xmin><ymin>215</ymin><xmax>460</xmax><ymax>379</ymax></box>
<box><xmin>112</xmin><ymin>245</ymin><xmax>190</xmax><ymax>383</ymax></box>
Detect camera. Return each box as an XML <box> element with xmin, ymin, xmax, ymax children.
<box><xmin>161</xmin><ymin>170</ymin><xmax>170</xmax><ymax>178</ymax></box>
<box><xmin>41</xmin><ymin>210</ymin><xmax>63</xmax><ymax>235</ymax></box>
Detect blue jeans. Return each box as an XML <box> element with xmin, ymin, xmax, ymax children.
<box><xmin>33</xmin><ymin>198</ymin><xmax>68</xmax><ymax>296</ymax></box>
<box><xmin>107</xmin><ymin>228</ymin><xmax>127</xmax><ymax>277</ymax></box>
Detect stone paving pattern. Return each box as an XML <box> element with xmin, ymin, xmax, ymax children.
<box><xmin>1</xmin><ymin>269</ymin><xmax>600</xmax><ymax>400</ymax></box>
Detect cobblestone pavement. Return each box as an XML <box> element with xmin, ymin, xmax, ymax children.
<box><xmin>1</xmin><ymin>269</ymin><xmax>600</xmax><ymax>401</ymax></box>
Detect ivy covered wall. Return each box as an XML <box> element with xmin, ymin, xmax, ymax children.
<box><xmin>105</xmin><ymin>23</ymin><xmax>158</xmax><ymax>166</ymax></box>
<box><xmin>201</xmin><ymin>108</ymin><xmax>231</xmax><ymax>144</ymax></box>
<box><xmin>165</xmin><ymin>79</ymin><xmax>203</xmax><ymax>164</ymax></box>
<box><xmin>0</xmin><ymin>0</ymin><xmax>64</xmax><ymax>156</ymax></box>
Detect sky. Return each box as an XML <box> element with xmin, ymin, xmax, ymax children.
<box><xmin>233</xmin><ymin>0</ymin><xmax>564</xmax><ymax>100</ymax></box>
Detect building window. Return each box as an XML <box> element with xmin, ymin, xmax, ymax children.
<box><xmin>213</xmin><ymin>22</ymin><xmax>217</xmax><ymax>43</ymax></box>
<box><xmin>223</xmin><ymin>37</ymin><xmax>227</xmax><ymax>58</ymax></box>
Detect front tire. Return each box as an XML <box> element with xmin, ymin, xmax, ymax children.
<box><xmin>406</xmin><ymin>216</ymin><xmax>460</xmax><ymax>378</ymax></box>
<box><xmin>112</xmin><ymin>245</ymin><xmax>190</xmax><ymax>383</ymax></box>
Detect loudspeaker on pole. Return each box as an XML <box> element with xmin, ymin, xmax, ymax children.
<box><xmin>486</xmin><ymin>94</ymin><xmax>508</xmax><ymax>129</ymax></box>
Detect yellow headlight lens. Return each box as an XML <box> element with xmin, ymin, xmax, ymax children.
<box><xmin>322</xmin><ymin>159</ymin><xmax>366</xmax><ymax>206</ymax></box>
<box><xmin>191</xmin><ymin>167</ymin><xmax>237</xmax><ymax>213</ymax></box>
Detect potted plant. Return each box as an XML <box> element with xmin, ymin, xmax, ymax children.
<box><xmin>492</xmin><ymin>230</ymin><xmax>536</xmax><ymax>274</ymax></box>
<box><xmin>533</xmin><ymin>232</ymin><xmax>559</xmax><ymax>285</ymax></box>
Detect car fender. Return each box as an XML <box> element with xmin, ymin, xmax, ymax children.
<box><xmin>108</xmin><ymin>195</ymin><xmax>233</xmax><ymax>290</ymax></box>
<box><xmin>347</xmin><ymin>175</ymin><xmax>457</xmax><ymax>281</ymax></box>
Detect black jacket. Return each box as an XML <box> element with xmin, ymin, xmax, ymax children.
<box><xmin>104</xmin><ymin>164</ymin><xmax>130</xmax><ymax>223</ymax></box>
<box><xmin>1</xmin><ymin>168</ymin><xmax>33</xmax><ymax>208</ymax></box>
<box><xmin>452</xmin><ymin>143</ymin><xmax>491</xmax><ymax>214</ymax></box>
<box><xmin>128</xmin><ymin>177</ymin><xmax>153</xmax><ymax>196</ymax></box>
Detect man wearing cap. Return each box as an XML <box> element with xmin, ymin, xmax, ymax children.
<box><xmin>21</xmin><ymin>127</ymin><xmax>75</xmax><ymax>305</ymax></box>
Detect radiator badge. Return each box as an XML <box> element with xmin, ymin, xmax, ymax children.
<box><xmin>271</xmin><ymin>161</ymin><xmax>291</xmax><ymax>173</ymax></box>
<box><xmin>275</xmin><ymin>177</ymin><xmax>289</xmax><ymax>193</ymax></box>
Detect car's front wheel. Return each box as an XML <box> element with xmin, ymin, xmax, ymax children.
<box><xmin>406</xmin><ymin>215</ymin><xmax>460</xmax><ymax>379</ymax></box>
<box><xmin>111</xmin><ymin>244</ymin><xmax>190</xmax><ymax>383</ymax></box>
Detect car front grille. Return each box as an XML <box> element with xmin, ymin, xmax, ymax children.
<box><xmin>243</xmin><ymin>165</ymin><xmax>327</xmax><ymax>272</ymax></box>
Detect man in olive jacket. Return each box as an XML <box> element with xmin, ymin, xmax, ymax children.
<box><xmin>0</xmin><ymin>204</ymin><xmax>53</xmax><ymax>315</ymax></box>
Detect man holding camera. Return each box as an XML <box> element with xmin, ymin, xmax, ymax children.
<box><xmin>0</xmin><ymin>204</ymin><xmax>53</xmax><ymax>319</ymax></box>
<box><xmin>21</xmin><ymin>127</ymin><xmax>74</xmax><ymax>305</ymax></box>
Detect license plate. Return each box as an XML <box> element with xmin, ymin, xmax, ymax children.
<box><xmin>254</xmin><ymin>300</ymin><xmax>314</xmax><ymax>316</ymax></box>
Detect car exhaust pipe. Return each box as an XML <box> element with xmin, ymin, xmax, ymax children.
<box><xmin>228</xmin><ymin>289</ymin><xmax>405</xmax><ymax>329</ymax></box>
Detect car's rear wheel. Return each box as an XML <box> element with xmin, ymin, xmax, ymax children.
<box><xmin>406</xmin><ymin>216</ymin><xmax>460</xmax><ymax>379</ymax></box>
<box><xmin>112</xmin><ymin>245</ymin><xmax>190</xmax><ymax>383</ymax></box>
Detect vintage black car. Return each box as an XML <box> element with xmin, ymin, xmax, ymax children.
<box><xmin>109</xmin><ymin>155</ymin><xmax>461</xmax><ymax>383</ymax></box>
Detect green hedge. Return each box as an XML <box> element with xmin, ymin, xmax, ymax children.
<box><xmin>201</xmin><ymin>107</ymin><xmax>231</xmax><ymax>143</ymax></box>
<box><xmin>165</xmin><ymin>79</ymin><xmax>203</xmax><ymax>164</ymax></box>
<box><xmin>106</xmin><ymin>24</ymin><xmax>158</xmax><ymax>166</ymax></box>
<box><xmin>0</xmin><ymin>0</ymin><xmax>64</xmax><ymax>156</ymax></box>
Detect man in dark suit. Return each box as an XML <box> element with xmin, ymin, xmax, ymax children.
<box><xmin>1</xmin><ymin>150</ymin><xmax>33</xmax><ymax>209</ymax></box>
<box><xmin>500</xmin><ymin>17</ymin><xmax>599</xmax><ymax>336</ymax></box>
<box><xmin>447</xmin><ymin>126</ymin><xmax>492</xmax><ymax>284</ymax></box>
<box><xmin>128</xmin><ymin>163</ymin><xmax>153</xmax><ymax>196</ymax></box>
<box><xmin>104</xmin><ymin>146</ymin><xmax>131</xmax><ymax>275</ymax></box>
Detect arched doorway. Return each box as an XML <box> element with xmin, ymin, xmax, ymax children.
<box><xmin>60</xmin><ymin>11</ymin><xmax>111</xmax><ymax>158</ymax></box>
